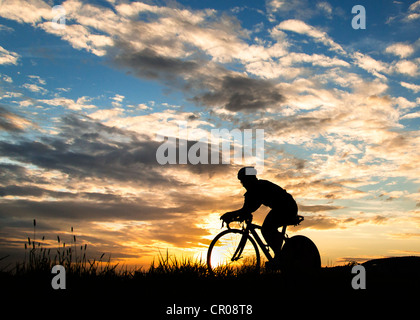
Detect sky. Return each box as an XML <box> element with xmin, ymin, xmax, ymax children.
<box><xmin>0</xmin><ymin>0</ymin><xmax>419</xmax><ymax>268</ymax></box>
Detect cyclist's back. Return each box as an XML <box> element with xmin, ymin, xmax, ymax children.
<box><xmin>244</xmin><ymin>179</ymin><xmax>294</xmax><ymax>211</ymax></box>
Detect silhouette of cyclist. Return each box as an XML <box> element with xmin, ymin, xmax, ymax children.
<box><xmin>221</xmin><ymin>166</ymin><xmax>298</xmax><ymax>261</ymax></box>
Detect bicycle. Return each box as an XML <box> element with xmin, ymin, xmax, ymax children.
<box><xmin>207</xmin><ymin>214</ymin><xmax>321</xmax><ymax>274</ymax></box>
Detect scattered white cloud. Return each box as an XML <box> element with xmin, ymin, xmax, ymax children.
<box><xmin>0</xmin><ymin>0</ymin><xmax>53</xmax><ymax>24</ymax></box>
<box><xmin>385</xmin><ymin>43</ymin><xmax>414</xmax><ymax>58</ymax></box>
<box><xmin>111</xmin><ymin>94</ymin><xmax>125</xmax><ymax>107</ymax></box>
<box><xmin>393</xmin><ymin>96</ymin><xmax>417</xmax><ymax>110</ymax></box>
<box><xmin>0</xmin><ymin>24</ymin><xmax>14</xmax><ymax>33</ymax></box>
<box><xmin>89</xmin><ymin>108</ymin><xmax>124</xmax><ymax>121</ymax></box>
<box><xmin>1</xmin><ymin>74</ymin><xmax>13</xmax><ymax>83</ymax></box>
<box><xmin>39</xmin><ymin>22</ymin><xmax>113</xmax><ymax>56</ymax></box>
<box><xmin>401</xmin><ymin>112</ymin><xmax>420</xmax><ymax>120</ymax></box>
<box><xmin>112</xmin><ymin>94</ymin><xmax>125</xmax><ymax>102</ymax></box>
<box><xmin>128</xmin><ymin>103</ymin><xmax>152</xmax><ymax>111</ymax></box>
<box><xmin>0</xmin><ymin>45</ymin><xmax>19</xmax><ymax>65</ymax></box>
<box><xmin>406</xmin><ymin>0</ymin><xmax>420</xmax><ymax>21</ymax></box>
<box><xmin>394</xmin><ymin>60</ymin><xmax>418</xmax><ymax>76</ymax></box>
<box><xmin>352</xmin><ymin>52</ymin><xmax>389</xmax><ymax>79</ymax></box>
<box><xmin>1</xmin><ymin>91</ymin><xmax>22</xmax><ymax>99</ymax></box>
<box><xmin>316</xmin><ymin>2</ymin><xmax>333</xmax><ymax>18</ymax></box>
<box><xmin>276</xmin><ymin>19</ymin><xmax>345</xmax><ymax>54</ymax></box>
<box><xmin>38</xmin><ymin>96</ymin><xmax>97</xmax><ymax>110</ymax></box>
<box><xmin>401</xmin><ymin>81</ymin><xmax>420</xmax><ymax>93</ymax></box>
<box><xmin>22</xmin><ymin>83</ymin><xmax>48</xmax><ymax>94</ymax></box>
<box><xmin>265</xmin><ymin>0</ymin><xmax>327</xmax><ymax>22</ymax></box>
<box><xmin>28</xmin><ymin>75</ymin><xmax>46</xmax><ymax>85</ymax></box>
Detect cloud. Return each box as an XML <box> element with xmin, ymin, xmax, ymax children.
<box><xmin>409</xmin><ymin>1</ymin><xmax>420</xmax><ymax>11</ymax></box>
<box><xmin>388</xmin><ymin>0</ymin><xmax>420</xmax><ymax>23</ymax></box>
<box><xmin>0</xmin><ymin>112</ymin><xmax>234</xmax><ymax>185</ymax></box>
<box><xmin>113</xmin><ymin>43</ymin><xmax>286</xmax><ymax>112</ymax></box>
<box><xmin>0</xmin><ymin>0</ymin><xmax>52</xmax><ymax>25</ymax></box>
<box><xmin>406</xmin><ymin>0</ymin><xmax>420</xmax><ymax>21</ymax></box>
<box><xmin>291</xmin><ymin>213</ymin><xmax>391</xmax><ymax>231</ymax></box>
<box><xmin>385</xmin><ymin>43</ymin><xmax>415</xmax><ymax>58</ymax></box>
<box><xmin>316</xmin><ymin>2</ymin><xmax>333</xmax><ymax>18</ymax></box>
<box><xmin>38</xmin><ymin>96</ymin><xmax>97</xmax><ymax>110</ymax></box>
<box><xmin>276</xmin><ymin>19</ymin><xmax>345</xmax><ymax>54</ymax></box>
<box><xmin>22</xmin><ymin>83</ymin><xmax>48</xmax><ymax>94</ymax></box>
<box><xmin>295</xmin><ymin>214</ymin><xmax>341</xmax><ymax>230</ymax></box>
<box><xmin>245</xmin><ymin>52</ymin><xmax>350</xmax><ymax>80</ymax></box>
<box><xmin>247</xmin><ymin>70</ymin><xmax>420</xmax><ymax>194</ymax></box>
<box><xmin>352</xmin><ymin>52</ymin><xmax>389</xmax><ymax>79</ymax></box>
<box><xmin>0</xmin><ymin>45</ymin><xmax>20</xmax><ymax>65</ymax></box>
<box><xmin>266</xmin><ymin>0</ymin><xmax>332</xmax><ymax>21</ymax></box>
<box><xmin>0</xmin><ymin>163</ymin><xmax>34</xmax><ymax>185</ymax></box>
<box><xmin>0</xmin><ymin>0</ymin><xmax>113</xmax><ymax>57</ymax></box>
<box><xmin>192</xmin><ymin>74</ymin><xmax>285</xmax><ymax>112</ymax></box>
<box><xmin>89</xmin><ymin>108</ymin><xmax>124</xmax><ymax>121</ymax></box>
<box><xmin>0</xmin><ymin>114</ymin><xmax>161</xmax><ymax>181</ymax></box>
<box><xmin>394</xmin><ymin>59</ymin><xmax>418</xmax><ymax>76</ymax></box>
<box><xmin>401</xmin><ymin>112</ymin><xmax>420</xmax><ymax>120</ymax></box>
<box><xmin>401</xmin><ymin>81</ymin><xmax>420</xmax><ymax>93</ymax></box>
<box><xmin>0</xmin><ymin>106</ymin><xmax>36</xmax><ymax>132</ymax></box>
<box><xmin>0</xmin><ymin>24</ymin><xmax>14</xmax><ymax>33</ymax></box>
<box><xmin>0</xmin><ymin>198</ymin><xmax>180</xmax><ymax>222</ymax></box>
<box><xmin>298</xmin><ymin>204</ymin><xmax>343</xmax><ymax>213</ymax></box>
<box><xmin>39</xmin><ymin>22</ymin><xmax>113</xmax><ymax>57</ymax></box>
<box><xmin>351</xmin><ymin>53</ymin><xmax>419</xmax><ymax>78</ymax></box>
<box><xmin>109</xmin><ymin>95</ymin><xmax>125</xmax><ymax>108</ymax></box>
<box><xmin>28</xmin><ymin>75</ymin><xmax>46</xmax><ymax>85</ymax></box>
<box><xmin>1</xmin><ymin>74</ymin><xmax>13</xmax><ymax>83</ymax></box>
<box><xmin>113</xmin><ymin>46</ymin><xmax>201</xmax><ymax>81</ymax></box>
<box><xmin>1</xmin><ymin>0</ymin><xmax>289</xmax><ymax>112</ymax></box>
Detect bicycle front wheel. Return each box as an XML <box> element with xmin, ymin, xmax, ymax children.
<box><xmin>207</xmin><ymin>229</ymin><xmax>260</xmax><ymax>273</ymax></box>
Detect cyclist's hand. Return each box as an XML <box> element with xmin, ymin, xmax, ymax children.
<box><xmin>238</xmin><ymin>213</ymin><xmax>252</xmax><ymax>223</ymax></box>
<box><xmin>220</xmin><ymin>211</ymin><xmax>237</xmax><ymax>223</ymax></box>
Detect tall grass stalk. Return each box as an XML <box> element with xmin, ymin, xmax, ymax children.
<box><xmin>18</xmin><ymin>225</ymin><xmax>115</xmax><ymax>277</ymax></box>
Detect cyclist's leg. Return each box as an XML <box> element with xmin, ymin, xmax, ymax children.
<box><xmin>261</xmin><ymin>210</ymin><xmax>284</xmax><ymax>257</ymax></box>
<box><xmin>262</xmin><ymin>201</ymin><xmax>298</xmax><ymax>258</ymax></box>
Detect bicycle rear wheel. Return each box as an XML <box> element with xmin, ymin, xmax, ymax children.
<box><xmin>280</xmin><ymin>235</ymin><xmax>321</xmax><ymax>274</ymax></box>
<box><xmin>207</xmin><ymin>229</ymin><xmax>260</xmax><ymax>273</ymax></box>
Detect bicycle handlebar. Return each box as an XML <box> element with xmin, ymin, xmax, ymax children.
<box><xmin>221</xmin><ymin>219</ymin><xmax>235</xmax><ymax>230</ymax></box>
<box><xmin>221</xmin><ymin>216</ymin><xmax>253</xmax><ymax>230</ymax></box>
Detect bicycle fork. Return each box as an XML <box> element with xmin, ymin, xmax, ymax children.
<box><xmin>231</xmin><ymin>230</ymin><xmax>249</xmax><ymax>262</ymax></box>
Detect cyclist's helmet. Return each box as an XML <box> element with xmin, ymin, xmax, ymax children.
<box><xmin>237</xmin><ymin>166</ymin><xmax>257</xmax><ymax>181</ymax></box>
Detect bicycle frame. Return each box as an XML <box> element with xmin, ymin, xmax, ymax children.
<box><xmin>228</xmin><ymin>220</ymin><xmax>288</xmax><ymax>262</ymax></box>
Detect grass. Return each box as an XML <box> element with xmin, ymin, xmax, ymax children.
<box><xmin>14</xmin><ymin>221</ymin><xmax>117</xmax><ymax>278</ymax></box>
<box><xmin>8</xmin><ymin>220</ymin><xmax>262</xmax><ymax>280</ymax></box>
<box><xmin>2</xmin><ymin>222</ymin><xmax>420</xmax><ymax>300</ymax></box>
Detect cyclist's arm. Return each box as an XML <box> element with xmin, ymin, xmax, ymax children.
<box><xmin>222</xmin><ymin>194</ymin><xmax>260</xmax><ymax>221</ymax></box>
<box><xmin>241</xmin><ymin>192</ymin><xmax>261</xmax><ymax>214</ymax></box>
<box><xmin>225</xmin><ymin>207</ymin><xmax>250</xmax><ymax>218</ymax></box>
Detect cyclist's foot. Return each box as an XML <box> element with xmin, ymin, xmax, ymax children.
<box><xmin>265</xmin><ymin>258</ymin><xmax>282</xmax><ymax>270</ymax></box>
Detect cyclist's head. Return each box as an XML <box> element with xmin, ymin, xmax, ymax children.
<box><xmin>237</xmin><ymin>166</ymin><xmax>257</xmax><ymax>182</ymax></box>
